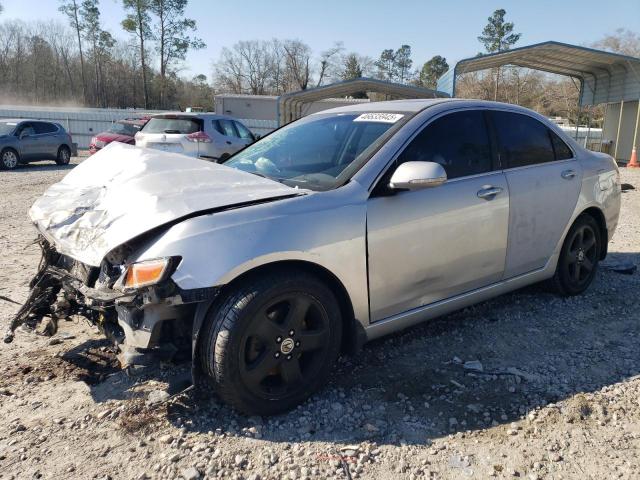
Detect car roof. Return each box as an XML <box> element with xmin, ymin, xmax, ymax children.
<box><xmin>151</xmin><ymin>112</ymin><xmax>237</xmax><ymax>120</ymax></box>
<box><xmin>315</xmin><ymin>98</ymin><xmax>544</xmax><ymax>116</ymax></box>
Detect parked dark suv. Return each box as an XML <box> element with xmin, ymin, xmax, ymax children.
<box><xmin>0</xmin><ymin>119</ymin><xmax>74</xmax><ymax>170</ymax></box>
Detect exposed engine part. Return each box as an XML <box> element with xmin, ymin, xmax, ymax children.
<box><xmin>4</xmin><ymin>239</ymin><xmax>61</xmax><ymax>343</ymax></box>
<box><xmin>4</xmin><ymin>237</ymin><xmax>127</xmax><ymax>344</ymax></box>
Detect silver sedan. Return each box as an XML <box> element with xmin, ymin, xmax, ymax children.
<box><xmin>10</xmin><ymin>99</ymin><xmax>621</xmax><ymax>415</ymax></box>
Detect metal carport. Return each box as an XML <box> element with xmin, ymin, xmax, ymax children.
<box><xmin>437</xmin><ymin>41</ymin><xmax>640</xmax><ymax>161</ymax></box>
<box><xmin>277</xmin><ymin>77</ymin><xmax>448</xmax><ymax>126</ymax></box>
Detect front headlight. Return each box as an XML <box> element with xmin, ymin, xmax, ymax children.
<box><xmin>121</xmin><ymin>257</ymin><xmax>180</xmax><ymax>289</ymax></box>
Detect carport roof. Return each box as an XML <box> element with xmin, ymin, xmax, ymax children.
<box><xmin>437</xmin><ymin>41</ymin><xmax>640</xmax><ymax>106</ymax></box>
<box><xmin>277</xmin><ymin>77</ymin><xmax>449</xmax><ymax>125</ymax></box>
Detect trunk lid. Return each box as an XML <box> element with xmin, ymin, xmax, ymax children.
<box><xmin>29</xmin><ymin>142</ymin><xmax>303</xmax><ymax>266</ymax></box>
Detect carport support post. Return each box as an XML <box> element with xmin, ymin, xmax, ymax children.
<box><xmin>632</xmin><ymin>99</ymin><xmax>640</xmax><ymax>152</ymax></box>
<box><xmin>584</xmin><ymin>109</ymin><xmax>592</xmax><ymax>148</ymax></box>
<box><xmin>614</xmin><ymin>100</ymin><xmax>624</xmax><ymax>160</ymax></box>
<box><xmin>601</xmin><ymin>103</ymin><xmax>609</xmax><ymax>152</ymax></box>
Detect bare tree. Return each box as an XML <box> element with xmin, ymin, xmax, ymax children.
<box><xmin>122</xmin><ymin>0</ymin><xmax>153</xmax><ymax>108</ymax></box>
<box><xmin>316</xmin><ymin>41</ymin><xmax>343</xmax><ymax>87</ymax></box>
<box><xmin>59</xmin><ymin>0</ymin><xmax>87</xmax><ymax>103</ymax></box>
<box><xmin>283</xmin><ymin>39</ymin><xmax>312</xmax><ymax>90</ymax></box>
<box><xmin>592</xmin><ymin>28</ymin><xmax>640</xmax><ymax>57</ymax></box>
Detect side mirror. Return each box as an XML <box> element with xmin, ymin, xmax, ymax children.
<box><xmin>388</xmin><ymin>161</ymin><xmax>447</xmax><ymax>190</ymax></box>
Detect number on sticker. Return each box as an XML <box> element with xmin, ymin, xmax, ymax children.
<box><xmin>354</xmin><ymin>113</ymin><xmax>404</xmax><ymax>123</ymax></box>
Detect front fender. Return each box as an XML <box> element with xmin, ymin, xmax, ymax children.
<box><xmin>134</xmin><ymin>181</ymin><xmax>371</xmax><ymax>328</ymax></box>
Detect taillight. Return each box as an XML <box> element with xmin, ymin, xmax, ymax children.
<box><xmin>186</xmin><ymin>131</ymin><xmax>212</xmax><ymax>143</ymax></box>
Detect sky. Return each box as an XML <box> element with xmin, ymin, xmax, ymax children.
<box><xmin>2</xmin><ymin>0</ymin><xmax>639</xmax><ymax>79</ymax></box>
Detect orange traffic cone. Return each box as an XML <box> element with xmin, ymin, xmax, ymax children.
<box><xmin>629</xmin><ymin>146</ymin><xmax>640</xmax><ymax>168</ymax></box>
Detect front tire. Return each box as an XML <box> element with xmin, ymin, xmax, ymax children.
<box><xmin>0</xmin><ymin>148</ymin><xmax>19</xmax><ymax>170</ymax></box>
<box><xmin>199</xmin><ymin>269</ymin><xmax>342</xmax><ymax>415</ymax></box>
<box><xmin>56</xmin><ymin>145</ymin><xmax>71</xmax><ymax>165</ymax></box>
<box><xmin>551</xmin><ymin>214</ymin><xmax>601</xmax><ymax>296</ymax></box>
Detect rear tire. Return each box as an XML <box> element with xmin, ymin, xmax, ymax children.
<box><xmin>56</xmin><ymin>145</ymin><xmax>71</xmax><ymax>165</ymax></box>
<box><xmin>0</xmin><ymin>148</ymin><xmax>19</xmax><ymax>170</ymax></box>
<box><xmin>199</xmin><ymin>269</ymin><xmax>342</xmax><ymax>415</ymax></box>
<box><xmin>550</xmin><ymin>214</ymin><xmax>601</xmax><ymax>296</ymax></box>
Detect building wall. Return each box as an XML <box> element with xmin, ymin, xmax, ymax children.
<box><xmin>603</xmin><ymin>100</ymin><xmax>640</xmax><ymax>161</ymax></box>
<box><xmin>214</xmin><ymin>94</ymin><xmax>369</xmax><ymax>124</ymax></box>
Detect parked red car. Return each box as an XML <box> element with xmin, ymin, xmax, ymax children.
<box><xmin>89</xmin><ymin>117</ymin><xmax>149</xmax><ymax>155</ymax></box>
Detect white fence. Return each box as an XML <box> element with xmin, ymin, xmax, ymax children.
<box><xmin>0</xmin><ymin>104</ymin><xmax>603</xmax><ymax>151</ymax></box>
<box><xmin>0</xmin><ymin>105</ymin><xmax>278</xmax><ymax>149</ymax></box>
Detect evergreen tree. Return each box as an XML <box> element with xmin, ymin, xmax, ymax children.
<box><xmin>419</xmin><ymin>55</ymin><xmax>449</xmax><ymax>89</ymax></box>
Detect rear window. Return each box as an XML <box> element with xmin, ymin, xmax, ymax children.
<box><xmin>491</xmin><ymin>111</ymin><xmax>555</xmax><ymax>168</ymax></box>
<box><xmin>550</xmin><ymin>130</ymin><xmax>573</xmax><ymax>160</ymax></box>
<box><xmin>142</xmin><ymin>116</ymin><xmax>202</xmax><ymax>134</ymax></box>
<box><xmin>33</xmin><ymin>122</ymin><xmax>58</xmax><ymax>134</ymax></box>
<box><xmin>108</xmin><ymin>121</ymin><xmax>141</xmax><ymax>136</ymax></box>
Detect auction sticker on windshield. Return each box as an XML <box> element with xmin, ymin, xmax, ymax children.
<box><xmin>353</xmin><ymin>113</ymin><xmax>404</xmax><ymax>123</ymax></box>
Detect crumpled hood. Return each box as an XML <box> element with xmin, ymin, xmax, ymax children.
<box><xmin>30</xmin><ymin>142</ymin><xmax>302</xmax><ymax>266</ymax></box>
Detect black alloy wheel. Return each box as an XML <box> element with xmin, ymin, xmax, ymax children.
<box><xmin>199</xmin><ymin>269</ymin><xmax>342</xmax><ymax>415</ymax></box>
<box><xmin>551</xmin><ymin>214</ymin><xmax>601</xmax><ymax>296</ymax></box>
<box><xmin>239</xmin><ymin>293</ymin><xmax>332</xmax><ymax>399</ymax></box>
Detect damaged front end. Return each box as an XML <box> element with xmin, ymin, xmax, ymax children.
<box><xmin>5</xmin><ymin>237</ymin><xmax>217</xmax><ymax>369</ymax></box>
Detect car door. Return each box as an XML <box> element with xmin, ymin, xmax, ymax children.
<box><xmin>33</xmin><ymin>122</ymin><xmax>58</xmax><ymax>159</ymax></box>
<box><xmin>367</xmin><ymin>109</ymin><xmax>510</xmax><ymax>322</ymax></box>
<box><xmin>217</xmin><ymin>119</ymin><xmax>245</xmax><ymax>154</ymax></box>
<box><xmin>16</xmin><ymin>123</ymin><xmax>38</xmax><ymax>160</ymax></box>
<box><xmin>232</xmin><ymin>120</ymin><xmax>255</xmax><ymax>150</ymax></box>
<box><xmin>489</xmin><ymin>110</ymin><xmax>582</xmax><ymax>279</ymax></box>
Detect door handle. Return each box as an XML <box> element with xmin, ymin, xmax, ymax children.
<box><xmin>561</xmin><ymin>169</ymin><xmax>576</xmax><ymax>179</ymax></box>
<box><xmin>477</xmin><ymin>186</ymin><xmax>503</xmax><ymax>200</ymax></box>
<box><xmin>226</xmin><ymin>140</ymin><xmax>232</xmax><ymax>145</ymax></box>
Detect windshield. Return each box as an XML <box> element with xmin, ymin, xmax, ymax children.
<box><xmin>108</xmin><ymin>121</ymin><xmax>141</xmax><ymax>136</ymax></box>
<box><xmin>142</xmin><ymin>116</ymin><xmax>202</xmax><ymax>134</ymax></box>
<box><xmin>0</xmin><ymin>122</ymin><xmax>18</xmax><ymax>135</ymax></box>
<box><xmin>224</xmin><ymin>112</ymin><xmax>406</xmax><ymax>191</ymax></box>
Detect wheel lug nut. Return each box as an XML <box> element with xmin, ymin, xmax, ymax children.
<box><xmin>289</xmin><ymin>330</ymin><xmax>295</xmax><ymax>336</ymax></box>
<box><xmin>276</xmin><ymin>336</ymin><xmax>282</xmax><ymax>343</ymax></box>
<box><xmin>295</xmin><ymin>341</ymin><xmax>300</xmax><ymax>347</ymax></box>
<box><xmin>274</xmin><ymin>352</ymin><xmax>280</xmax><ymax>358</ymax></box>
<box><xmin>286</xmin><ymin>355</ymin><xmax>292</xmax><ymax>360</ymax></box>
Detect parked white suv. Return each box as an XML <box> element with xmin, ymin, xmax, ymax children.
<box><xmin>135</xmin><ymin>113</ymin><xmax>255</xmax><ymax>161</ymax></box>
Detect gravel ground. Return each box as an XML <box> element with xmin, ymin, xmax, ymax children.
<box><xmin>0</xmin><ymin>159</ymin><xmax>639</xmax><ymax>480</ymax></box>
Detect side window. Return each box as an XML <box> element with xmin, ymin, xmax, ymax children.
<box><xmin>18</xmin><ymin>123</ymin><xmax>35</xmax><ymax>137</ymax></box>
<box><xmin>491</xmin><ymin>111</ymin><xmax>555</xmax><ymax>168</ymax></box>
<box><xmin>549</xmin><ymin>130</ymin><xmax>573</xmax><ymax>160</ymax></box>
<box><xmin>219</xmin><ymin>119</ymin><xmax>238</xmax><ymax>138</ymax></box>
<box><xmin>211</xmin><ymin>120</ymin><xmax>225</xmax><ymax>135</ymax></box>
<box><xmin>397</xmin><ymin>110</ymin><xmax>493</xmax><ymax>179</ymax></box>
<box><xmin>233</xmin><ymin>121</ymin><xmax>254</xmax><ymax>140</ymax></box>
<box><xmin>34</xmin><ymin>122</ymin><xmax>57</xmax><ymax>134</ymax></box>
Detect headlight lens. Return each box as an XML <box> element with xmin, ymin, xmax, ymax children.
<box><xmin>123</xmin><ymin>258</ymin><xmax>175</xmax><ymax>289</ymax></box>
